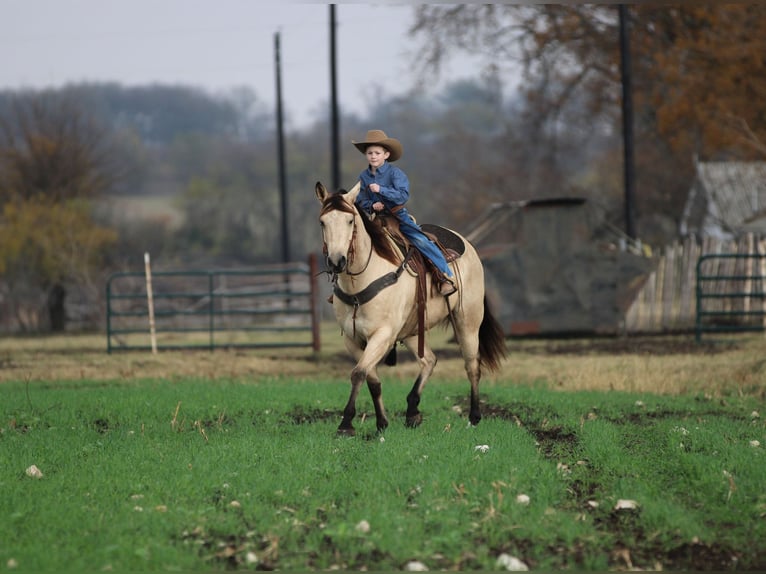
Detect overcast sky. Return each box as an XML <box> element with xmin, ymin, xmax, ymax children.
<box><xmin>2</xmin><ymin>1</ymin><xmax>487</xmax><ymax>128</ymax></box>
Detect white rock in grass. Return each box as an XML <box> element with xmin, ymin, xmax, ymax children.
<box><xmin>25</xmin><ymin>465</ymin><xmax>43</xmax><ymax>479</ymax></box>
<box><xmin>614</xmin><ymin>499</ymin><xmax>639</xmax><ymax>511</ymax></box>
<box><xmin>515</xmin><ymin>494</ymin><xmax>530</xmax><ymax>506</ymax></box>
<box><xmin>355</xmin><ymin>520</ymin><xmax>371</xmax><ymax>534</ymax></box>
<box><xmin>751</xmin><ymin>410</ymin><xmax>760</xmax><ymax>419</ymax></box>
<box><xmin>245</xmin><ymin>551</ymin><xmax>258</xmax><ymax>565</ymax></box>
<box><xmin>474</xmin><ymin>444</ymin><xmax>490</xmax><ymax>453</ymax></box>
<box><xmin>496</xmin><ymin>553</ymin><xmax>529</xmax><ymax>571</ymax></box>
<box><xmin>749</xmin><ymin>440</ymin><xmax>760</xmax><ymax>448</ymax></box>
<box><xmin>404</xmin><ymin>560</ymin><xmax>429</xmax><ymax>571</ymax></box>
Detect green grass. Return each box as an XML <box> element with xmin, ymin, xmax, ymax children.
<box><xmin>1</xmin><ymin>377</ymin><xmax>764</xmax><ymax>571</ymax></box>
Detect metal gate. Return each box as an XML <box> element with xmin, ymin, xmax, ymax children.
<box><xmin>695</xmin><ymin>252</ymin><xmax>766</xmax><ymax>341</ymax></box>
<box><xmin>106</xmin><ymin>255</ymin><xmax>320</xmax><ymax>352</ymax></box>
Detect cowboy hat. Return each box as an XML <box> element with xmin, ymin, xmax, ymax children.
<box><xmin>352</xmin><ymin>129</ymin><xmax>403</xmax><ymax>162</ymax></box>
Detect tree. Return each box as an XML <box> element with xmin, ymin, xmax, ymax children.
<box><xmin>173</xmin><ymin>134</ymin><xmax>281</xmax><ymax>264</ymax></box>
<box><xmin>0</xmin><ymin>198</ymin><xmax>116</xmax><ymax>331</ymax></box>
<box><xmin>0</xmin><ymin>93</ymin><xmax>117</xmax><ymax>331</ymax></box>
<box><xmin>645</xmin><ymin>6</ymin><xmax>766</xmax><ymax>157</ymax></box>
<box><xmin>0</xmin><ymin>92</ymin><xmax>115</xmax><ymax>202</ymax></box>
<box><xmin>411</xmin><ymin>5</ymin><xmax>766</xmax><ymax>242</ymax></box>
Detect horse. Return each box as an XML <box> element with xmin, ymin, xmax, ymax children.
<box><xmin>315</xmin><ymin>181</ymin><xmax>506</xmax><ymax>436</ymax></box>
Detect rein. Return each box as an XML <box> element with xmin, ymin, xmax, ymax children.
<box><xmin>333</xmin><ymin>247</ymin><xmax>415</xmax><ymax>308</ymax></box>
<box><xmin>321</xmin><ymin>197</ymin><xmax>428</xmax><ymax>357</ymax></box>
<box><xmin>345</xmin><ymin>225</ymin><xmax>373</xmax><ymax>277</ymax></box>
<box><xmin>321</xmin><ymin>222</ymin><xmax>373</xmax><ymax>277</ymax></box>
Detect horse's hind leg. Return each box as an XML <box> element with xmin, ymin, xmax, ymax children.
<box><xmin>466</xmin><ymin>353</ymin><xmax>482</xmax><ymax>426</ymax></box>
<box><xmin>401</xmin><ymin>336</ymin><xmax>438</xmax><ymax>428</ymax></box>
<box><xmin>454</xmin><ymin>318</ymin><xmax>483</xmax><ymax>426</ymax></box>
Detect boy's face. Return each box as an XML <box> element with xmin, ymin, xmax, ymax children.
<box><xmin>365</xmin><ymin>145</ymin><xmax>390</xmax><ymax>169</ymax></box>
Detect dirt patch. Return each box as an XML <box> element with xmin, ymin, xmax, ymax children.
<box><xmin>288</xmin><ymin>406</ymin><xmax>338</xmax><ymax>425</ymax></box>
<box><xmin>663</xmin><ymin>540</ymin><xmax>742</xmax><ymax>571</ymax></box>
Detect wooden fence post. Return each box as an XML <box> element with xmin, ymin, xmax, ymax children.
<box><xmin>144</xmin><ymin>252</ymin><xmax>158</xmax><ymax>354</ymax></box>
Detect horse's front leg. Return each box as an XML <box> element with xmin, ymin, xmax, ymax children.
<box><xmin>337</xmin><ymin>365</ymin><xmax>365</xmax><ymax>436</ymax></box>
<box><xmin>401</xmin><ymin>336</ymin><xmax>438</xmax><ymax>428</ymax></box>
<box><xmin>366</xmin><ymin>368</ymin><xmax>389</xmax><ymax>433</ymax></box>
<box><xmin>338</xmin><ymin>333</ymin><xmax>392</xmax><ymax>436</ymax></box>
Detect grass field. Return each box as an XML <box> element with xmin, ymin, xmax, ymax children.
<box><xmin>1</xmin><ymin>329</ymin><xmax>765</xmax><ymax>570</ymax></box>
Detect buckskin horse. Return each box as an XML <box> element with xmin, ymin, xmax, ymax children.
<box><xmin>315</xmin><ymin>181</ymin><xmax>506</xmax><ymax>436</ymax></box>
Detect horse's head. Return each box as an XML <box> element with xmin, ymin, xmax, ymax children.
<box><xmin>315</xmin><ymin>181</ymin><xmax>362</xmax><ymax>274</ymax></box>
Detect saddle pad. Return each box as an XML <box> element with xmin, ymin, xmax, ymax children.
<box><xmin>421</xmin><ymin>224</ymin><xmax>466</xmax><ymax>257</ymax></box>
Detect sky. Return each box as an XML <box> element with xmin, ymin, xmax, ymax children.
<box><xmin>2</xmin><ymin>1</ymin><xmax>488</xmax><ymax>128</ymax></box>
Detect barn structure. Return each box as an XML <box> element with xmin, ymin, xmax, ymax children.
<box><xmin>467</xmin><ymin>198</ymin><xmax>654</xmax><ymax>336</ymax></box>
<box><xmin>680</xmin><ymin>159</ymin><xmax>766</xmax><ymax>238</ymax></box>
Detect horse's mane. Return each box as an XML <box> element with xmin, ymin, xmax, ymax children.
<box><xmin>320</xmin><ymin>192</ymin><xmax>401</xmax><ymax>267</ymax></box>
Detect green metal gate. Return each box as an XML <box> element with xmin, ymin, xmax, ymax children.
<box><xmin>106</xmin><ymin>255</ymin><xmax>320</xmax><ymax>352</ymax></box>
<box><xmin>695</xmin><ymin>252</ymin><xmax>766</xmax><ymax>342</ymax></box>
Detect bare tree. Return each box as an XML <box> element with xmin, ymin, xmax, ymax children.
<box><xmin>0</xmin><ymin>92</ymin><xmax>117</xmax><ymax>332</ymax></box>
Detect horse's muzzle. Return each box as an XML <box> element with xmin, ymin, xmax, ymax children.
<box><xmin>326</xmin><ymin>255</ymin><xmax>347</xmax><ymax>274</ymax></box>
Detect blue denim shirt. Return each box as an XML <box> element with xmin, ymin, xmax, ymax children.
<box><xmin>356</xmin><ymin>160</ymin><xmax>453</xmax><ymax>278</ymax></box>
<box><xmin>356</xmin><ymin>161</ymin><xmax>411</xmax><ymax>219</ymax></box>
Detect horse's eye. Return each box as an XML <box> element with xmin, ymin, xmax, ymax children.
<box><xmin>319</xmin><ymin>221</ymin><xmax>325</xmax><ymax>227</ymax></box>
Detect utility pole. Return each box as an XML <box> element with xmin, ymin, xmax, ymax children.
<box><xmin>329</xmin><ymin>4</ymin><xmax>340</xmax><ymax>191</ymax></box>
<box><xmin>619</xmin><ymin>4</ymin><xmax>637</xmax><ymax>240</ymax></box>
<box><xmin>274</xmin><ymin>31</ymin><xmax>290</xmax><ymax>263</ymax></box>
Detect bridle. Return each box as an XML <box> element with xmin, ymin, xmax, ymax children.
<box><xmin>319</xmin><ymin>197</ymin><xmax>434</xmax><ymax>358</ymax></box>
<box><xmin>320</xmin><ymin>205</ymin><xmax>373</xmax><ymax>278</ymax></box>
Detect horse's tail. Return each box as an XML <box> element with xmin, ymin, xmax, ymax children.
<box><xmin>478</xmin><ymin>296</ymin><xmax>507</xmax><ymax>372</ymax></box>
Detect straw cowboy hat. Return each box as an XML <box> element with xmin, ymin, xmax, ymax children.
<box><xmin>352</xmin><ymin>129</ymin><xmax>403</xmax><ymax>162</ymax></box>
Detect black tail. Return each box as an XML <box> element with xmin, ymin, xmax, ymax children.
<box><xmin>478</xmin><ymin>297</ymin><xmax>506</xmax><ymax>372</ymax></box>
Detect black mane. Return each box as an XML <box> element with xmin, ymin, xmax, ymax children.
<box><xmin>320</xmin><ymin>193</ymin><xmax>400</xmax><ymax>266</ymax></box>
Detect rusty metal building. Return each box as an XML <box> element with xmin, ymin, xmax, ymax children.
<box><xmin>467</xmin><ymin>198</ymin><xmax>653</xmax><ymax>336</ymax></box>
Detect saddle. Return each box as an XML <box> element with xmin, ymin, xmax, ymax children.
<box><xmin>329</xmin><ymin>212</ymin><xmax>465</xmax><ymax>361</ymax></box>
<box><xmin>375</xmin><ymin>215</ymin><xmax>465</xmax><ymax>359</ymax></box>
<box><xmin>375</xmin><ymin>214</ymin><xmax>465</xmax><ymax>280</ymax></box>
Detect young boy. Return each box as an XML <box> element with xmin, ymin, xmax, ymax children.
<box><xmin>352</xmin><ymin>129</ymin><xmax>456</xmax><ymax>296</ymax></box>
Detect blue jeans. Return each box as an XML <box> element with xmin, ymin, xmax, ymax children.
<box><xmin>398</xmin><ymin>212</ymin><xmax>454</xmax><ymax>279</ymax></box>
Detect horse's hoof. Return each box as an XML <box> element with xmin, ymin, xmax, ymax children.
<box><xmin>376</xmin><ymin>419</ymin><xmax>389</xmax><ymax>433</ymax></box>
<box><xmin>469</xmin><ymin>414</ymin><xmax>482</xmax><ymax>426</ymax></box>
<box><xmin>336</xmin><ymin>427</ymin><xmax>356</xmax><ymax>437</ymax></box>
<box><xmin>405</xmin><ymin>414</ymin><xmax>422</xmax><ymax>428</ymax></box>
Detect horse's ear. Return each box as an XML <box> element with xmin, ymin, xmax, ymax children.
<box><xmin>344</xmin><ymin>180</ymin><xmax>361</xmax><ymax>203</ymax></box>
<box><xmin>315</xmin><ymin>181</ymin><xmax>329</xmax><ymax>202</ymax></box>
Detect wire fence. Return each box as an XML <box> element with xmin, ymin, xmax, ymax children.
<box><xmin>106</xmin><ymin>255</ymin><xmax>320</xmax><ymax>352</ymax></box>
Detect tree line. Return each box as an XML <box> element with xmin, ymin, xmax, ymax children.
<box><xmin>1</xmin><ymin>4</ymin><xmax>763</xmax><ymax>333</ymax></box>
